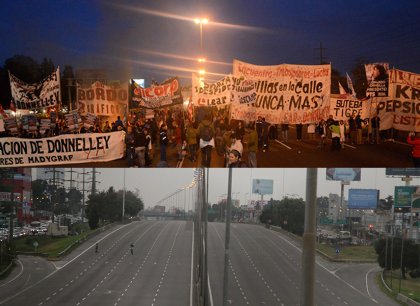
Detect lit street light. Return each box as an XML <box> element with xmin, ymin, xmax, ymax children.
<box><xmin>194</xmin><ymin>18</ymin><xmax>208</xmax><ymax>51</ymax></box>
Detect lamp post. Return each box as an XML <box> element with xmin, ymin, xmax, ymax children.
<box><xmin>194</xmin><ymin>18</ymin><xmax>208</xmax><ymax>51</ymax></box>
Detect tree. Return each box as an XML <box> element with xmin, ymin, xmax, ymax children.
<box><xmin>0</xmin><ymin>54</ymin><xmax>56</xmax><ymax>108</ymax></box>
<box><xmin>32</xmin><ymin>179</ymin><xmax>50</xmax><ymax>211</ymax></box>
<box><xmin>260</xmin><ymin>197</ymin><xmax>305</xmax><ymax>235</ymax></box>
<box><xmin>374</xmin><ymin>237</ymin><xmax>420</xmax><ymax>278</ymax></box>
<box><xmin>67</xmin><ymin>188</ymin><xmax>83</xmax><ymax>215</ymax></box>
<box><xmin>86</xmin><ymin>187</ymin><xmax>144</xmax><ymax>228</ymax></box>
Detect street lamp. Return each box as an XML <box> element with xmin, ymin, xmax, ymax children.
<box><xmin>194</xmin><ymin>18</ymin><xmax>208</xmax><ymax>51</ymax></box>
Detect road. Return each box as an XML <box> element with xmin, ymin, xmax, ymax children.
<box><xmin>0</xmin><ymin>220</ymin><xmax>399</xmax><ymax>306</ymax></box>
<box><xmin>207</xmin><ymin>222</ymin><xmax>399</xmax><ymax>306</ymax></box>
<box><xmin>69</xmin><ymin>128</ymin><xmax>414</xmax><ymax>168</ymax></box>
<box><xmin>0</xmin><ymin>221</ymin><xmax>192</xmax><ymax>306</ymax></box>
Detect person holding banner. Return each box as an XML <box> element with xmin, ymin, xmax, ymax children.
<box><xmin>407</xmin><ymin>132</ymin><xmax>420</xmax><ymax>167</ymax></box>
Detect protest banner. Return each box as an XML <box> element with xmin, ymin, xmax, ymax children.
<box><xmin>0</xmin><ymin>131</ymin><xmax>125</xmax><ymax>167</ymax></box>
<box><xmin>78</xmin><ymin>81</ymin><xmax>128</xmax><ymax>122</ymax></box>
<box><xmin>9</xmin><ymin>67</ymin><xmax>61</xmax><ymax>110</ymax></box>
<box><xmin>233</xmin><ymin>60</ymin><xmax>331</xmax><ymax>124</ymax></box>
<box><xmin>365</xmin><ymin>63</ymin><xmax>389</xmax><ymax>97</ymax></box>
<box><xmin>378</xmin><ymin>68</ymin><xmax>420</xmax><ymax>132</ymax></box>
<box><xmin>130</xmin><ymin>77</ymin><xmax>183</xmax><ymax>109</ymax></box>
<box><xmin>329</xmin><ymin>94</ymin><xmax>376</xmax><ymax>121</ymax></box>
<box><xmin>192</xmin><ymin>74</ymin><xmax>256</xmax><ymax>109</ymax></box>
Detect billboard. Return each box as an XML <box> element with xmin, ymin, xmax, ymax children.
<box><xmin>348</xmin><ymin>189</ymin><xmax>379</xmax><ymax>209</ymax></box>
<box><xmin>252</xmin><ymin>179</ymin><xmax>273</xmax><ymax>195</ymax></box>
<box><xmin>326</xmin><ymin>168</ymin><xmax>361</xmax><ymax>181</ymax></box>
<box><xmin>386</xmin><ymin>168</ymin><xmax>420</xmax><ymax>177</ymax></box>
<box><xmin>394</xmin><ymin>186</ymin><xmax>420</xmax><ymax>213</ymax></box>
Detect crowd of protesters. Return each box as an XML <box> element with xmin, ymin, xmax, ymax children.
<box><xmin>1</xmin><ymin>106</ymin><xmax>418</xmax><ymax>167</ymax></box>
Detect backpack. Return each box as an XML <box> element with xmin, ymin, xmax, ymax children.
<box><xmin>200</xmin><ymin>124</ymin><xmax>213</xmax><ymax>141</ymax></box>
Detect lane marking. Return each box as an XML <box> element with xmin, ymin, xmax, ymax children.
<box><xmin>0</xmin><ymin>259</ymin><xmax>24</xmax><ymax>288</ymax></box>
<box><xmin>274</xmin><ymin>139</ymin><xmax>292</xmax><ymax>150</ymax></box>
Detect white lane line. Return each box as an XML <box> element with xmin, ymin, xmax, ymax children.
<box><xmin>275</xmin><ymin>139</ymin><xmax>292</xmax><ymax>150</ymax></box>
<box><xmin>0</xmin><ymin>258</ymin><xmax>24</xmax><ymax>288</ymax></box>
<box><xmin>343</xmin><ymin>143</ymin><xmax>357</xmax><ymax>149</ymax></box>
<box><xmin>365</xmin><ymin>266</ymin><xmax>379</xmax><ymax>304</ymax></box>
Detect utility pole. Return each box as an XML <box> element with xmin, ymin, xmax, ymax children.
<box><xmin>315</xmin><ymin>42</ymin><xmax>327</xmax><ymax>64</ymax></box>
<box><xmin>91</xmin><ymin>168</ymin><xmax>101</xmax><ymax>195</ymax></box>
<box><xmin>223</xmin><ymin>168</ymin><xmax>233</xmax><ymax>306</ymax></box>
<box><xmin>45</xmin><ymin>168</ymin><xmax>64</xmax><ymax>224</ymax></box>
<box><xmin>301</xmin><ymin>168</ymin><xmax>318</xmax><ymax>306</ymax></box>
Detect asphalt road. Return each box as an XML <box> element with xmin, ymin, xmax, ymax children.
<box><xmin>64</xmin><ymin>128</ymin><xmax>414</xmax><ymax>168</ymax></box>
<box><xmin>0</xmin><ymin>220</ymin><xmax>400</xmax><ymax>306</ymax></box>
<box><xmin>207</xmin><ymin>222</ymin><xmax>399</xmax><ymax>306</ymax></box>
<box><xmin>0</xmin><ymin>220</ymin><xmax>192</xmax><ymax>306</ymax></box>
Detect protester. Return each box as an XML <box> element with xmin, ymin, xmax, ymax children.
<box><xmin>296</xmin><ymin>123</ymin><xmax>303</xmax><ymax>141</ymax></box>
<box><xmin>355</xmin><ymin>114</ymin><xmax>363</xmax><ymax>144</ymax></box>
<box><xmin>159</xmin><ymin>124</ymin><xmax>169</xmax><ymax>163</ymax></box>
<box><xmin>256</xmin><ymin>116</ymin><xmax>263</xmax><ymax>148</ymax></box>
<box><xmin>134</xmin><ymin>125</ymin><xmax>147</xmax><ymax>167</ymax></box>
<box><xmin>246</xmin><ymin>123</ymin><xmax>258</xmax><ymax>168</ymax></box>
<box><xmin>262</xmin><ymin>118</ymin><xmax>270</xmax><ymax>152</ymax></box>
<box><xmin>339</xmin><ymin>120</ymin><xmax>346</xmax><ymax>148</ymax></box>
<box><xmin>227</xmin><ymin>149</ymin><xmax>248</xmax><ymax>168</ymax></box>
<box><xmin>407</xmin><ymin>132</ymin><xmax>420</xmax><ymax>167</ymax></box>
<box><xmin>186</xmin><ymin>121</ymin><xmax>198</xmax><ymax>162</ymax></box>
<box><xmin>125</xmin><ymin>126</ymin><xmax>136</xmax><ymax>167</ymax></box>
<box><xmin>198</xmin><ymin>113</ymin><xmax>215</xmax><ymax>167</ymax></box>
<box><xmin>281</xmin><ymin>121</ymin><xmax>289</xmax><ymax>143</ymax></box>
<box><xmin>329</xmin><ymin>121</ymin><xmax>341</xmax><ymax>151</ymax></box>
<box><xmin>316</xmin><ymin>119</ymin><xmax>326</xmax><ymax>149</ymax></box>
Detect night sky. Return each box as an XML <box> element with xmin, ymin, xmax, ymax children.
<box><xmin>1</xmin><ymin>0</ymin><xmax>420</xmax><ymax>85</ymax></box>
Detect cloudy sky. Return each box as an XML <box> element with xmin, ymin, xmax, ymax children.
<box><xmin>34</xmin><ymin>168</ymin><xmax>420</xmax><ymax>210</ymax></box>
<box><xmin>1</xmin><ymin>1</ymin><xmax>419</xmax><ymax>84</ymax></box>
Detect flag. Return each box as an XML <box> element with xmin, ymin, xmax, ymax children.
<box><xmin>346</xmin><ymin>73</ymin><xmax>356</xmax><ymax>98</ymax></box>
<box><xmin>0</xmin><ymin>104</ymin><xmax>7</xmax><ymax>118</ymax></box>
<box><xmin>339</xmin><ymin>82</ymin><xmax>347</xmax><ymax>95</ymax></box>
<box><xmin>9</xmin><ymin>100</ymin><xmax>16</xmax><ymax>111</ymax></box>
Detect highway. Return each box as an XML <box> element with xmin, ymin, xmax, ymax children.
<box><xmin>207</xmin><ymin>222</ymin><xmax>398</xmax><ymax>306</ymax></box>
<box><xmin>0</xmin><ymin>220</ymin><xmax>399</xmax><ymax>306</ymax></box>
<box><xmin>0</xmin><ymin>221</ymin><xmax>192</xmax><ymax>306</ymax></box>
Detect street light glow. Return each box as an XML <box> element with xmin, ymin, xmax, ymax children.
<box><xmin>198</xmin><ymin>69</ymin><xmax>206</xmax><ymax>75</ymax></box>
<box><xmin>198</xmin><ymin>58</ymin><xmax>206</xmax><ymax>63</ymax></box>
<box><xmin>194</xmin><ymin>18</ymin><xmax>208</xmax><ymax>24</ymax></box>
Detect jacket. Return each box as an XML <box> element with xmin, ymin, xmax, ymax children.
<box><xmin>407</xmin><ymin>135</ymin><xmax>420</xmax><ymax>158</ymax></box>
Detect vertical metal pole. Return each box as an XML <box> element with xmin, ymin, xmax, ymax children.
<box><xmin>81</xmin><ymin>168</ymin><xmax>85</xmax><ymax>226</ymax></box>
<box><xmin>8</xmin><ymin>169</ymin><xmax>15</xmax><ymax>246</ymax></box>
<box><xmin>399</xmin><ymin>237</ymin><xmax>404</xmax><ymax>292</ymax></box>
<box><xmin>122</xmin><ymin>169</ymin><xmax>126</xmax><ymax>222</ymax></box>
<box><xmin>301</xmin><ymin>168</ymin><xmax>318</xmax><ymax>306</ymax></box>
<box><xmin>223</xmin><ymin>168</ymin><xmax>233</xmax><ymax>306</ymax></box>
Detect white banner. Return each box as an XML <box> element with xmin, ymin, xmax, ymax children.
<box><xmin>191</xmin><ymin>74</ymin><xmax>256</xmax><ymax>109</ymax></box>
<box><xmin>379</xmin><ymin>69</ymin><xmax>420</xmax><ymax>132</ymax></box>
<box><xmin>233</xmin><ymin>60</ymin><xmax>331</xmax><ymax>124</ymax></box>
<box><xmin>9</xmin><ymin>67</ymin><xmax>61</xmax><ymax>110</ymax></box>
<box><xmin>0</xmin><ymin>131</ymin><xmax>125</xmax><ymax>167</ymax></box>
<box><xmin>329</xmin><ymin>94</ymin><xmax>375</xmax><ymax>121</ymax></box>
<box><xmin>78</xmin><ymin>81</ymin><xmax>128</xmax><ymax>120</ymax></box>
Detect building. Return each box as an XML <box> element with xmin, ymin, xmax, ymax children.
<box><xmin>0</xmin><ymin>168</ymin><xmax>32</xmax><ymax>224</ymax></box>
